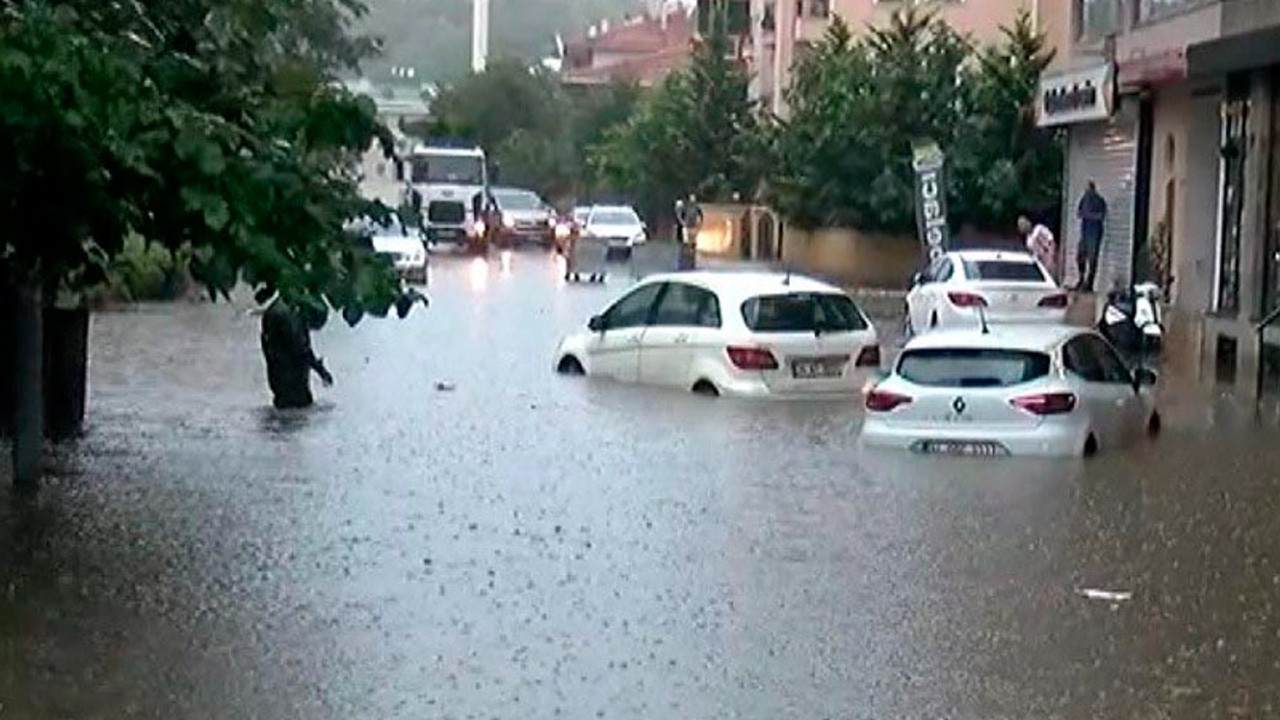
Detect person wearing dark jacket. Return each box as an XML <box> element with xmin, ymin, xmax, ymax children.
<box><xmin>260</xmin><ymin>298</ymin><xmax>333</xmax><ymax>409</ymax></box>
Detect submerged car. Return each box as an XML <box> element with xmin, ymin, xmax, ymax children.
<box><xmin>579</xmin><ymin>205</ymin><xmax>647</xmax><ymax>253</ymax></box>
<box><xmin>859</xmin><ymin>325</ymin><xmax>1160</xmax><ymax>457</ymax></box>
<box><xmin>554</xmin><ymin>271</ymin><xmax>881</xmax><ymax>398</ymax></box>
<box><xmin>349</xmin><ymin>215</ymin><xmax>428</xmax><ymax>284</ymax></box>
<box><xmin>906</xmin><ymin>250</ymin><xmax>1068</xmax><ymax>334</ymax></box>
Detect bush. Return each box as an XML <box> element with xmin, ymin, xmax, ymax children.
<box><xmin>87</xmin><ymin>235</ymin><xmax>192</xmax><ymax>306</ymax></box>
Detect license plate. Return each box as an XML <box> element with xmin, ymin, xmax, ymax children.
<box><xmin>791</xmin><ymin>357</ymin><xmax>844</xmax><ymax>379</ymax></box>
<box><xmin>912</xmin><ymin>440</ymin><xmax>1008</xmax><ymax>457</ymax></box>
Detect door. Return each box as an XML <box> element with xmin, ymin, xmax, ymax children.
<box><xmin>639</xmin><ymin>282</ymin><xmax>722</xmax><ymax>387</ymax></box>
<box><xmin>586</xmin><ymin>282</ymin><xmax>665</xmax><ymax>383</ymax></box>
<box><xmin>1064</xmin><ymin>102</ymin><xmax>1139</xmax><ymax>293</ymax></box>
<box><xmin>1062</xmin><ymin>335</ymin><xmax>1142</xmax><ymax>446</ymax></box>
<box><xmin>907</xmin><ymin>256</ymin><xmax>952</xmax><ymax>331</ymax></box>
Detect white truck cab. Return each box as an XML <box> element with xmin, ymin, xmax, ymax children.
<box><xmin>401</xmin><ymin>143</ymin><xmax>491</xmax><ymax>252</ymax></box>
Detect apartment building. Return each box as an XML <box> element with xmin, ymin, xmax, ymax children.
<box><xmin>1038</xmin><ymin>0</ymin><xmax>1280</xmax><ymax>394</ymax></box>
<box><xmin>747</xmin><ymin>0</ymin><xmax>1039</xmax><ymax>115</ymax></box>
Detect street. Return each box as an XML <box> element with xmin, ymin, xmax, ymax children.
<box><xmin>3</xmin><ymin>250</ymin><xmax>1280</xmax><ymax>719</ymax></box>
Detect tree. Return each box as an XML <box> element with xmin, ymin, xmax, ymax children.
<box><xmin>949</xmin><ymin>10</ymin><xmax>1060</xmax><ymax>230</ymax></box>
<box><xmin>1</xmin><ymin>0</ymin><xmax>421</xmax><ymax>484</ymax></box>
<box><xmin>591</xmin><ymin>11</ymin><xmax>760</xmax><ymax>226</ymax></box>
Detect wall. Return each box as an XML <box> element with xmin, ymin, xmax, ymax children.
<box><xmin>1174</xmin><ymin>83</ymin><xmax>1223</xmax><ymax>314</ymax></box>
<box><xmin>779</xmin><ymin>227</ymin><xmax>919</xmax><ymax>289</ymax></box>
<box><xmin>1037</xmin><ymin>0</ymin><xmax>1075</xmax><ymax>72</ymax></box>
<box><xmin>834</xmin><ymin>0</ymin><xmax>1036</xmax><ymax>40</ymax></box>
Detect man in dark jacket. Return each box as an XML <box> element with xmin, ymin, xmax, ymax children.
<box><xmin>260</xmin><ymin>298</ymin><xmax>333</xmax><ymax>409</ymax></box>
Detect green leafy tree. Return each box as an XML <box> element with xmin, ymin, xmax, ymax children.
<box><xmin>950</xmin><ymin>10</ymin><xmax>1060</xmax><ymax>230</ymax></box>
<box><xmin>591</xmin><ymin>11</ymin><xmax>760</xmax><ymax>225</ymax></box>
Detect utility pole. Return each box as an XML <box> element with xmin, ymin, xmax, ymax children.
<box><xmin>472</xmin><ymin>0</ymin><xmax>490</xmax><ymax>74</ymax></box>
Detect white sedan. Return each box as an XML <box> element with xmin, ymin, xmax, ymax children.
<box><xmin>555</xmin><ymin>271</ymin><xmax>881</xmax><ymax>398</ymax></box>
<box><xmin>859</xmin><ymin>325</ymin><xmax>1161</xmax><ymax>457</ymax></box>
<box><xmin>906</xmin><ymin>250</ymin><xmax>1068</xmax><ymax>333</ymax></box>
<box><xmin>580</xmin><ymin>205</ymin><xmax>647</xmax><ymax>251</ymax></box>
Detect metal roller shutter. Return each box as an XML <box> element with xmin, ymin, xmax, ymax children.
<box><xmin>1063</xmin><ymin>96</ymin><xmax>1139</xmax><ymax>293</ymax></box>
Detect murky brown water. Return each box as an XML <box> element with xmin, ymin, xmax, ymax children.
<box><xmin>3</xmin><ymin>251</ymin><xmax>1280</xmax><ymax>718</ymax></box>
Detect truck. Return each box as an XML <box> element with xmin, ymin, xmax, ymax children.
<box><xmin>400</xmin><ymin>141</ymin><xmax>493</xmax><ymax>254</ymax></box>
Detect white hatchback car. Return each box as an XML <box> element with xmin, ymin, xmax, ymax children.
<box><xmin>906</xmin><ymin>250</ymin><xmax>1068</xmax><ymax>333</ymax></box>
<box><xmin>860</xmin><ymin>325</ymin><xmax>1160</xmax><ymax>457</ymax></box>
<box><xmin>555</xmin><ymin>272</ymin><xmax>881</xmax><ymax>398</ymax></box>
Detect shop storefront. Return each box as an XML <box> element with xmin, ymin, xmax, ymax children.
<box><xmin>1037</xmin><ymin>61</ymin><xmax>1139</xmax><ymax>292</ymax></box>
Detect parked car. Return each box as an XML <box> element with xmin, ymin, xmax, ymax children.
<box><xmin>491</xmin><ymin>187</ymin><xmax>556</xmax><ymax>248</ymax></box>
<box><xmin>350</xmin><ymin>214</ymin><xmax>428</xmax><ymax>284</ymax></box>
<box><xmin>554</xmin><ymin>271</ymin><xmax>881</xmax><ymax>398</ymax></box>
<box><xmin>578</xmin><ymin>205</ymin><xmax>647</xmax><ymax>254</ymax></box>
<box><xmin>859</xmin><ymin>325</ymin><xmax>1161</xmax><ymax>457</ymax></box>
<box><xmin>906</xmin><ymin>250</ymin><xmax>1068</xmax><ymax>334</ymax></box>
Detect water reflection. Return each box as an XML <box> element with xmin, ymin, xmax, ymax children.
<box><xmin>4</xmin><ymin>259</ymin><xmax>1280</xmax><ymax>718</ymax></box>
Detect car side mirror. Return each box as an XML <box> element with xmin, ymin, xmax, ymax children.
<box><xmin>588</xmin><ymin>315</ymin><xmax>605</xmax><ymax>332</ymax></box>
<box><xmin>1133</xmin><ymin>367</ymin><xmax>1158</xmax><ymax>389</ymax></box>
<box><xmin>911</xmin><ymin>272</ymin><xmax>924</xmax><ymax>287</ymax></box>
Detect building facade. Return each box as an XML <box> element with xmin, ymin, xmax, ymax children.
<box><xmin>559</xmin><ymin>8</ymin><xmax>695</xmax><ymax>88</ymax></box>
<box><xmin>748</xmin><ymin>0</ymin><xmax>1039</xmax><ymax>115</ymax></box>
<box><xmin>1040</xmin><ymin>0</ymin><xmax>1280</xmax><ymax>395</ymax></box>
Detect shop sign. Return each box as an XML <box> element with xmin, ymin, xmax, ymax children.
<box><xmin>1037</xmin><ymin>63</ymin><xmax>1115</xmax><ymax>127</ymax></box>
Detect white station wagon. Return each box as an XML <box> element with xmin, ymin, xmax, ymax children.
<box><xmin>860</xmin><ymin>325</ymin><xmax>1161</xmax><ymax>457</ymax></box>
<box><xmin>555</xmin><ymin>272</ymin><xmax>881</xmax><ymax>398</ymax></box>
<box><xmin>906</xmin><ymin>250</ymin><xmax>1068</xmax><ymax>333</ymax></box>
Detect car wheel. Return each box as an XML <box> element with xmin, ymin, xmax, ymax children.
<box><xmin>1083</xmin><ymin>434</ymin><xmax>1099</xmax><ymax>458</ymax></box>
<box><xmin>557</xmin><ymin>356</ymin><xmax>585</xmax><ymax>375</ymax></box>
<box><xmin>691</xmin><ymin>379</ymin><xmax>719</xmax><ymax>397</ymax></box>
<box><xmin>1147</xmin><ymin>412</ymin><xmax>1162</xmax><ymax>438</ymax></box>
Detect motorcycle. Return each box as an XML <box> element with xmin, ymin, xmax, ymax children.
<box><xmin>1098</xmin><ymin>282</ymin><xmax>1164</xmax><ymax>356</ymax></box>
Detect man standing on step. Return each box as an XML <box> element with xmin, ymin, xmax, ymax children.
<box><xmin>1076</xmin><ymin>180</ymin><xmax>1108</xmax><ymax>292</ymax></box>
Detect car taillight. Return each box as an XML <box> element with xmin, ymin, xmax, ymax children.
<box><xmin>855</xmin><ymin>345</ymin><xmax>881</xmax><ymax>367</ymax></box>
<box><xmin>1010</xmin><ymin>392</ymin><xmax>1077</xmax><ymax>415</ymax></box>
<box><xmin>726</xmin><ymin>346</ymin><xmax>779</xmax><ymax>371</ymax></box>
<box><xmin>1038</xmin><ymin>293</ymin><xmax>1069</xmax><ymax>308</ymax></box>
<box><xmin>947</xmin><ymin>292</ymin><xmax>988</xmax><ymax>308</ymax></box>
<box><xmin>865</xmin><ymin>388</ymin><xmax>912</xmax><ymax>412</ymax></box>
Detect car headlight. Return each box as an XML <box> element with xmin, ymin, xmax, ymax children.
<box><xmin>473</xmin><ymin>220</ymin><xmax>486</xmax><ymax>236</ymax></box>
<box><xmin>502</xmin><ymin>212</ymin><xmax>515</xmax><ymax>228</ymax></box>
<box><xmin>554</xmin><ymin>224</ymin><xmax>571</xmax><ymax>239</ymax></box>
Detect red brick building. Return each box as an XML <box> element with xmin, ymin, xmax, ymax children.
<box><xmin>560</xmin><ymin>7</ymin><xmax>695</xmax><ymax>88</ymax></box>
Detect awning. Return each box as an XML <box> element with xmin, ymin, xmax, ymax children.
<box><xmin>1187</xmin><ymin>25</ymin><xmax>1280</xmax><ymax>78</ymax></box>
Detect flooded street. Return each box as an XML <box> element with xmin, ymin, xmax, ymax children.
<box><xmin>4</xmin><ymin>251</ymin><xmax>1280</xmax><ymax>718</ymax></box>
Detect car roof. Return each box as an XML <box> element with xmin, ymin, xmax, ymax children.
<box><xmin>902</xmin><ymin>324</ymin><xmax>1090</xmax><ymax>354</ymax></box>
<box><xmin>638</xmin><ymin>270</ymin><xmax>847</xmax><ymax>299</ymax></box>
<box><xmin>492</xmin><ymin>186</ymin><xmax>537</xmax><ymax>195</ymax></box>
<box><xmin>587</xmin><ymin>204</ymin><xmax>638</xmax><ymax>213</ymax></box>
<box><xmin>947</xmin><ymin>249</ymin><xmax>1037</xmax><ymax>264</ymax></box>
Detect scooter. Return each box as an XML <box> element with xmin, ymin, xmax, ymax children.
<box><xmin>1098</xmin><ymin>282</ymin><xmax>1164</xmax><ymax>356</ymax></box>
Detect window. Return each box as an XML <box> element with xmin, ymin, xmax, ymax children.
<box><xmin>1076</xmin><ymin>0</ymin><xmax>1121</xmax><ymax>42</ymax></box>
<box><xmin>1083</xmin><ymin>335</ymin><xmax>1134</xmax><ymax>384</ymax></box>
<box><xmin>936</xmin><ymin>258</ymin><xmax>955</xmax><ymax>283</ymax></box>
<box><xmin>407</xmin><ymin>155</ymin><xmax>485</xmax><ymax>185</ymax></box>
<box><xmin>1064</xmin><ymin>336</ymin><xmax>1131</xmax><ymax>384</ymax></box>
<box><xmin>962</xmin><ymin>260</ymin><xmax>1048</xmax><ymax>283</ymax></box>
<box><xmin>603</xmin><ymin>284</ymin><xmax>664</xmax><ymax>330</ymax></box>
<box><xmin>740</xmin><ymin>292</ymin><xmax>869</xmax><ymax>333</ymax></box>
<box><xmin>652</xmin><ymin>283</ymin><xmax>722</xmax><ymax>328</ymax></box>
<box><xmin>493</xmin><ymin>190</ymin><xmax>543</xmax><ymax>211</ymax></box>
<box><xmin>897</xmin><ymin>348</ymin><xmax>1051</xmax><ymax>388</ymax></box>
<box><xmin>1138</xmin><ymin>0</ymin><xmax>1211</xmax><ymax>24</ymax></box>
<box><xmin>589</xmin><ymin>208</ymin><xmax>641</xmax><ymax>225</ymax></box>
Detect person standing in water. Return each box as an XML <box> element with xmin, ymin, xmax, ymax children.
<box><xmin>1018</xmin><ymin>214</ymin><xmax>1058</xmax><ymax>280</ymax></box>
<box><xmin>260</xmin><ymin>297</ymin><xmax>333</xmax><ymax>409</ymax></box>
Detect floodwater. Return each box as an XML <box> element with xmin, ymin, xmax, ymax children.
<box><xmin>3</xmin><ymin>250</ymin><xmax>1280</xmax><ymax>719</ymax></box>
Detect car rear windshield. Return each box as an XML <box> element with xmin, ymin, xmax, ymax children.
<box><xmin>740</xmin><ymin>293</ymin><xmax>868</xmax><ymax>333</ymax></box>
<box><xmin>962</xmin><ymin>260</ymin><xmax>1047</xmax><ymax>283</ymax></box>
<box><xmin>897</xmin><ymin>348</ymin><xmax>1050</xmax><ymax>388</ymax></box>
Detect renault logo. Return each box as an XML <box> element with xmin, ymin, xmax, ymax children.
<box><xmin>952</xmin><ymin>397</ymin><xmax>967</xmax><ymax>414</ymax></box>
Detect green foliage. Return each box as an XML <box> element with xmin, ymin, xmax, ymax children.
<box><xmin>590</xmin><ymin>13</ymin><xmax>760</xmax><ymax>223</ymax></box>
<box><xmin>425</xmin><ymin>61</ymin><xmax>640</xmax><ymax>204</ymax></box>
<box><xmin>767</xmin><ymin>8</ymin><xmax>1061</xmax><ymax>235</ymax></box>
<box><xmin>1</xmin><ymin>0</ymin><xmax>421</xmax><ymax>324</ymax></box>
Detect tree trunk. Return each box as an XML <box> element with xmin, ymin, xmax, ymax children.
<box><xmin>12</xmin><ymin>282</ymin><xmax>44</xmax><ymax>487</ymax></box>
<box><xmin>43</xmin><ymin>304</ymin><xmax>89</xmax><ymax>442</ymax></box>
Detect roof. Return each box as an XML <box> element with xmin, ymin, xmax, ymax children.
<box><xmin>902</xmin><ymin>325</ymin><xmax>1089</xmax><ymax>354</ymax></box>
<box><xmin>638</xmin><ymin>270</ymin><xmax>846</xmax><ymax>299</ymax></box>
<box><xmin>947</xmin><ymin>249</ymin><xmax>1037</xmax><ymax>263</ymax></box>
<box><xmin>565</xmin><ymin>10</ymin><xmax>693</xmax><ymax>55</ymax></box>
<box><xmin>561</xmin><ymin>44</ymin><xmax>690</xmax><ymax>87</ymax></box>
